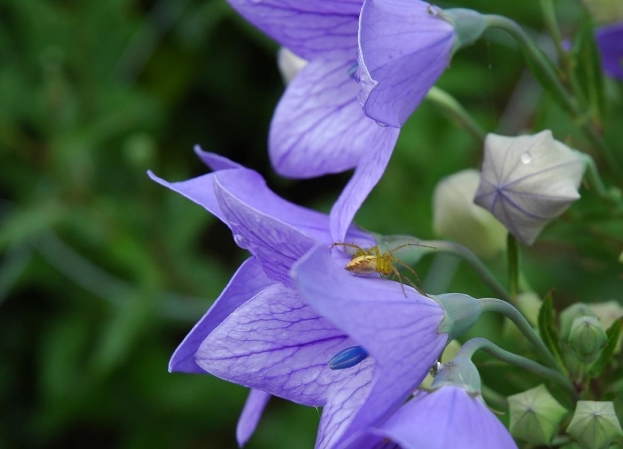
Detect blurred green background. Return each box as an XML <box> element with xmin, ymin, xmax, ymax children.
<box><xmin>1</xmin><ymin>0</ymin><xmax>621</xmax><ymax>448</ymax></box>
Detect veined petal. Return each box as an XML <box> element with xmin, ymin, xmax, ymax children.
<box><xmin>292</xmin><ymin>245</ymin><xmax>448</xmax><ymax>447</ymax></box>
<box><xmin>368</xmin><ymin>387</ymin><xmax>518</xmax><ymax>449</ymax></box>
<box><xmin>169</xmin><ymin>257</ymin><xmax>274</xmax><ymax>374</ymax></box>
<box><xmin>270</xmin><ymin>58</ymin><xmax>398</xmax><ymax>179</ymax></box>
<box><xmin>194</xmin><ymin>145</ymin><xmax>244</xmax><ymax>171</ymax></box>
<box><xmin>196</xmin><ymin>283</ymin><xmax>366</xmax><ymax>406</ymax></box>
<box><xmin>329</xmin><ymin>127</ymin><xmax>398</xmax><ymax>241</ymax></box>
<box><xmin>237</xmin><ymin>389</ymin><xmax>271</xmax><ymax>447</ymax></box>
<box><xmin>226</xmin><ymin>0</ymin><xmax>362</xmax><ymax>61</ymax></box>
<box><xmin>596</xmin><ymin>22</ymin><xmax>623</xmax><ymax>80</ymax></box>
<box><xmin>358</xmin><ymin>0</ymin><xmax>455</xmax><ymax>127</ymax></box>
<box><xmin>147</xmin><ymin>170</ymin><xmax>227</xmax><ymax>224</ymax></box>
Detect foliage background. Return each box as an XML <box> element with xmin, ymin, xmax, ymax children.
<box><xmin>1</xmin><ymin>0</ymin><xmax>621</xmax><ymax>447</ymax></box>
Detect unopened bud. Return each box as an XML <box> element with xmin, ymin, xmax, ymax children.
<box><xmin>567</xmin><ymin>401</ymin><xmax>623</xmax><ymax>449</ymax></box>
<box><xmin>474</xmin><ymin>131</ymin><xmax>585</xmax><ymax>246</ymax></box>
<box><xmin>569</xmin><ymin>316</ymin><xmax>608</xmax><ymax>364</ymax></box>
<box><xmin>560</xmin><ymin>303</ymin><xmax>598</xmax><ymax>340</ymax></box>
<box><xmin>433</xmin><ymin>169</ymin><xmax>507</xmax><ymax>259</ymax></box>
<box><xmin>508</xmin><ymin>384</ymin><xmax>567</xmax><ymax>445</ymax></box>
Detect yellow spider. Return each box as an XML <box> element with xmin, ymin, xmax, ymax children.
<box><xmin>330</xmin><ymin>242</ymin><xmax>426</xmax><ymax>296</ymax></box>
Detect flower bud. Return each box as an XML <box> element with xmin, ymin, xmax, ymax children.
<box><xmin>567</xmin><ymin>401</ymin><xmax>623</xmax><ymax>449</ymax></box>
<box><xmin>569</xmin><ymin>316</ymin><xmax>608</xmax><ymax>364</ymax></box>
<box><xmin>508</xmin><ymin>384</ymin><xmax>567</xmax><ymax>445</ymax></box>
<box><xmin>560</xmin><ymin>303</ymin><xmax>598</xmax><ymax>340</ymax></box>
<box><xmin>276</xmin><ymin>47</ymin><xmax>307</xmax><ymax>85</ymax></box>
<box><xmin>433</xmin><ymin>169</ymin><xmax>507</xmax><ymax>259</ymax></box>
<box><xmin>474</xmin><ymin>131</ymin><xmax>585</xmax><ymax>246</ymax></box>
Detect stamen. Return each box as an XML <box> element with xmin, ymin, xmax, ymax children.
<box><xmin>328</xmin><ymin>345</ymin><xmax>369</xmax><ymax>370</ymax></box>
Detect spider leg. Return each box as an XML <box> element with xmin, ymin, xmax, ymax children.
<box><xmin>389</xmin><ymin>265</ymin><xmax>408</xmax><ymax>297</ymax></box>
<box><xmin>330</xmin><ymin>242</ymin><xmax>366</xmax><ymax>257</ymax></box>
<box><xmin>387</xmin><ymin>242</ymin><xmax>436</xmax><ymax>255</ymax></box>
<box><xmin>392</xmin><ymin>258</ymin><xmax>429</xmax><ymax>296</ymax></box>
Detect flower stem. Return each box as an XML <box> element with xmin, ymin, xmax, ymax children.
<box><xmin>478</xmin><ymin>297</ymin><xmax>560</xmax><ymax>371</ymax></box>
<box><xmin>427</xmin><ymin>240</ymin><xmax>511</xmax><ymax>301</ymax></box>
<box><xmin>425</xmin><ymin>86</ymin><xmax>487</xmax><ymax>142</ymax></box>
<box><xmin>507</xmin><ymin>233</ymin><xmax>519</xmax><ymax>300</ymax></box>
<box><xmin>484</xmin><ymin>14</ymin><xmax>623</xmax><ymax>178</ymax></box>
<box><xmin>458</xmin><ymin>337</ymin><xmax>577</xmax><ymax>399</ymax></box>
<box><xmin>580</xmin><ymin>153</ymin><xmax>623</xmax><ymax>207</ymax></box>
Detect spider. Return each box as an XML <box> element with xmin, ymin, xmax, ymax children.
<box><xmin>330</xmin><ymin>242</ymin><xmax>427</xmax><ymax>296</ymax></box>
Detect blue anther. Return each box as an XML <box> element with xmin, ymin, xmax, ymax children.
<box><xmin>328</xmin><ymin>345</ymin><xmax>369</xmax><ymax>370</ymax></box>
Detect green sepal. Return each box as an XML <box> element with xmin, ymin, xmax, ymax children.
<box><xmin>439</xmin><ymin>8</ymin><xmax>487</xmax><ymax>54</ymax></box>
<box><xmin>508</xmin><ymin>384</ymin><xmax>568</xmax><ymax>445</ymax></box>
<box><xmin>538</xmin><ymin>293</ymin><xmax>566</xmax><ymax>371</ymax></box>
<box><xmin>566</xmin><ymin>401</ymin><xmax>623</xmax><ymax>449</ymax></box>
<box><xmin>434</xmin><ymin>293</ymin><xmax>482</xmax><ymax>340</ymax></box>
<box><xmin>572</xmin><ymin>17</ymin><xmax>606</xmax><ymax>127</ymax></box>
<box><xmin>588</xmin><ymin>318</ymin><xmax>623</xmax><ymax>379</ymax></box>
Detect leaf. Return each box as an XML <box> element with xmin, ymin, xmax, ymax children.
<box><xmin>588</xmin><ymin>317</ymin><xmax>623</xmax><ymax>379</ymax></box>
<box><xmin>538</xmin><ymin>292</ymin><xmax>566</xmax><ymax>371</ymax></box>
<box><xmin>572</xmin><ymin>18</ymin><xmax>606</xmax><ymax>127</ymax></box>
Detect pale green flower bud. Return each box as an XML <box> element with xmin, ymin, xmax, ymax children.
<box><xmin>474</xmin><ymin>131</ymin><xmax>585</xmax><ymax>246</ymax></box>
<box><xmin>508</xmin><ymin>384</ymin><xmax>568</xmax><ymax>445</ymax></box>
<box><xmin>569</xmin><ymin>316</ymin><xmax>608</xmax><ymax>364</ymax></box>
<box><xmin>567</xmin><ymin>401</ymin><xmax>623</xmax><ymax>449</ymax></box>
<box><xmin>560</xmin><ymin>303</ymin><xmax>598</xmax><ymax>340</ymax></box>
<box><xmin>433</xmin><ymin>169</ymin><xmax>507</xmax><ymax>259</ymax></box>
<box><xmin>277</xmin><ymin>47</ymin><xmax>307</xmax><ymax>85</ymax></box>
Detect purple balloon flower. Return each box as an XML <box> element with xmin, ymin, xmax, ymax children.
<box><xmin>226</xmin><ymin>0</ymin><xmax>400</xmax><ymax>242</ymax></box>
<box><xmin>149</xmin><ymin>148</ymin><xmax>448</xmax><ymax>448</ymax></box>
<box><xmin>363</xmin><ymin>386</ymin><xmax>518</xmax><ymax>448</ymax></box>
<box><xmin>596</xmin><ymin>22</ymin><xmax>623</xmax><ymax>80</ymax></box>
<box><xmin>357</xmin><ymin>0</ymin><xmax>456</xmax><ymax>128</ymax></box>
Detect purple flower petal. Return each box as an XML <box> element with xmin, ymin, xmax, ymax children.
<box><xmin>270</xmin><ymin>58</ymin><xmax>398</xmax><ymax>179</ymax></box>
<box><xmin>237</xmin><ymin>389</ymin><xmax>271</xmax><ymax>447</ymax></box>
<box><xmin>226</xmin><ymin>0</ymin><xmax>362</xmax><ymax>61</ymax></box>
<box><xmin>357</xmin><ymin>0</ymin><xmax>455</xmax><ymax>127</ymax></box>
<box><xmin>292</xmin><ymin>244</ymin><xmax>448</xmax><ymax>448</ymax></box>
<box><xmin>147</xmin><ymin>170</ymin><xmax>227</xmax><ymax>224</ymax></box>
<box><xmin>196</xmin><ymin>282</ymin><xmax>367</xmax><ymax>406</ymax></box>
<box><xmin>194</xmin><ymin>145</ymin><xmax>243</xmax><ymax>171</ymax></box>
<box><xmin>368</xmin><ymin>387</ymin><xmax>518</xmax><ymax>449</ymax></box>
<box><xmin>329</xmin><ymin>127</ymin><xmax>398</xmax><ymax>241</ymax></box>
<box><xmin>169</xmin><ymin>257</ymin><xmax>274</xmax><ymax>374</ymax></box>
<box><xmin>596</xmin><ymin>22</ymin><xmax>623</xmax><ymax>80</ymax></box>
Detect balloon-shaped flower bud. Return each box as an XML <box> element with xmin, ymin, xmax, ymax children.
<box><xmin>508</xmin><ymin>384</ymin><xmax>568</xmax><ymax>445</ymax></box>
<box><xmin>474</xmin><ymin>130</ymin><xmax>585</xmax><ymax>246</ymax></box>
<box><xmin>433</xmin><ymin>169</ymin><xmax>507</xmax><ymax>259</ymax></box>
<box><xmin>569</xmin><ymin>316</ymin><xmax>608</xmax><ymax>364</ymax></box>
<box><xmin>567</xmin><ymin>401</ymin><xmax>623</xmax><ymax>449</ymax></box>
<box><xmin>276</xmin><ymin>47</ymin><xmax>307</xmax><ymax>85</ymax></box>
<box><xmin>560</xmin><ymin>303</ymin><xmax>598</xmax><ymax>340</ymax></box>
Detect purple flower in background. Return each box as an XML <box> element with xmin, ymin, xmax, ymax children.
<box><xmin>363</xmin><ymin>386</ymin><xmax>518</xmax><ymax>448</ymax></box>
<box><xmin>226</xmin><ymin>0</ymin><xmax>400</xmax><ymax>241</ymax></box>
<box><xmin>357</xmin><ymin>0</ymin><xmax>456</xmax><ymax>127</ymax></box>
<box><xmin>596</xmin><ymin>22</ymin><xmax>623</xmax><ymax>80</ymax></box>
<box><xmin>149</xmin><ymin>148</ymin><xmax>447</xmax><ymax>448</ymax></box>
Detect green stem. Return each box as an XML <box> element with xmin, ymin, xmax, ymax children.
<box><xmin>507</xmin><ymin>233</ymin><xmax>519</xmax><ymax>300</ymax></box>
<box><xmin>427</xmin><ymin>240</ymin><xmax>511</xmax><ymax>302</ymax></box>
<box><xmin>580</xmin><ymin>153</ymin><xmax>623</xmax><ymax>205</ymax></box>
<box><xmin>459</xmin><ymin>337</ymin><xmax>577</xmax><ymax>399</ymax></box>
<box><xmin>425</xmin><ymin>86</ymin><xmax>487</xmax><ymax>142</ymax></box>
<box><xmin>478</xmin><ymin>297</ymin><xmax>561</xmax><ymax>371</ymax></box>
<box><xmin>484</xmin><ymin>14</ymin><xmax>623</xmax><ymax>178</ymax></box>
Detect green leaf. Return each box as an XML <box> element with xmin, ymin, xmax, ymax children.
<box><xmin>538</xmin><ymin>293</ymin><xmax>566</xmax><ymax>371</ymax></box>
<box><xmin>572</xmin><ymin>18</ymin><xmax>606</xmax><ymax>127</ymax></box>
<box><xmin>588</xmin><ymin>317</ymin><xmax>623</xmax><ymax>379</ymax></box>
